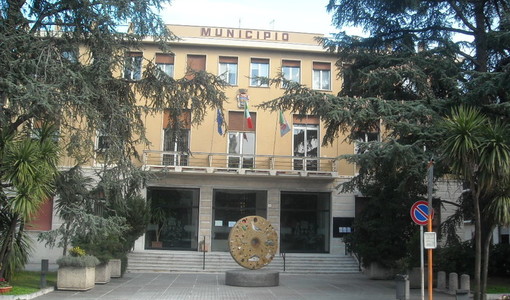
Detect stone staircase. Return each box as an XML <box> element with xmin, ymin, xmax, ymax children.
<box><xmin>127</xmin><ymin>251</ymin><xmax>360</xmax><ymax>274</ymax></box>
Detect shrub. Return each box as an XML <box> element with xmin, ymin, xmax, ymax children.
<box><xmin>436</xmin><ymin>240</ymin><xmax>475</xmax><ymax>275</ymax></box>
<box><xmin>56</xmin><ymin>255</ymin><xmax>100</xmax><ymax>268</ymax></box>
<box><xmin>68</xmin><ymin>246</ymin><xmax>86</xmax><ymax>257</ymax></box>
<box><xmin>489</xmin><ymin>243</ymin><xmax>510</xmax><ymax>277</ymax></box>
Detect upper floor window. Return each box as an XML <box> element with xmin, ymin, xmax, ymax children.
<box><xmin>293</xmin><ymin>115</ymin><xmax>320</xmax><ymax>171</ymax></box>
<box><xmin>124</xmin><ymin>52</ymin><xmax>142</xmax><ymax>80</ymax></box>
<box><xmin>282</xmin><ymin>60</ymin><xmax>300</xmax><ymax>85</ymax></box>
<box><xmin>163</xmin><ymin>110</ymin><xmax>191</xmax><ymax>166</ymax></box>
<box><xmin>219</xmin><ymin>56</ymin><xmax>238</xmax><ymax>85</ymax></box>
<box><xmin>227</xmin><ymin>111</ymin><xmax>257</xmax><ymax>168</ymax></box>
<box><xmin>312</xmin><ymin>62</ymin><xmax>331</xmax><ymax>90</ymax></box>
<box><xmin>156</xmin><ymin>53</ymin><xmax>174</xmax><ymax>77</ymax></box>
<box><xmin>250</xmin><ymin>58</ymin><xmax>269</xmax><ymax>87</ymax></box>
<box><xmin>186</xmin><ymin>54</ymin><xmax>206</xmax><ymax>79</ymax></box>
<box><xmin>354</xmin><ymin>126</ymin><xmax>380</xmax><ymax>154</ymax></box>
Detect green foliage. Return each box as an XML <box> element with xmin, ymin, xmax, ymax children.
<box><xmin>56</xmin><ymin>255</ymin><xmax>100</xmax><ymax>268</ymax></box>
<box><xmin>489</xmin><ymin>244</ymin><xmax>510</xmax><ymax>277</ymax></box>
<box><xmin>1</xmin><ymin>0</ymin><xmax>226</xmax><ymax>279</ymax></box>
<box><xmin>0</xmin><ymin>123</ymin><xmax>59</xmax><ymax>279</ymax></box>
<box><xmin>436</xmin><ymin>241</ymin><xmax>475</xmax><ymax>276</ymax></box>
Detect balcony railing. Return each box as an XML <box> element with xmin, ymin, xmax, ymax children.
<box><xmin>143</xmin><ymin>150</ymin><xmax>339</xmax><ymax>178</ymax></box>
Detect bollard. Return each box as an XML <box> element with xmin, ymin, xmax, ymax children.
<box><xmin>460</xmin><ymin>274</ymin><xmax>470</xmax><ymax>291</ymax></box>
<box><xmin>448</xmin><ymin>272</ymin><xmax>458</xmax><ymax>294</ymax></box>
<box><xmin>437</xmin><ymin>271</ymin><xmax>446</xmax><ymax>290</ymax></box>
<box><xmin>40</xmin><ymin>259</ymin><xmax>49</xmax><ymax>289</ymax></box>
<box><xmin>395</xmin><ymin>274</ymin><xmax>410</xmax><ymax>300</ymax></box>
<box><xmin>455</xmin><ymin>289</ymin><xmax>469</xmax><ymax>300</ymax></box>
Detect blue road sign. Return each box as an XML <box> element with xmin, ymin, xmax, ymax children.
<box><xmin>410</xmin><ymin>201</ymin><xmax>432</xmax><ymax>226</ymax></box>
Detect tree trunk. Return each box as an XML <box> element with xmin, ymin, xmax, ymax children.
<box><xmin>481</xmin><ymin>225</ymin><xmax>494</xmax><ymax>300</ymax></box>
<box><xmin>0</xmin><ymin>214</ymin><xmax>18</xmax><ymax>279</ymax></box>
<box><xmin>473</xmin><ymin>194</ymin><xmax>482</xmax><ymax>300</ymax></box>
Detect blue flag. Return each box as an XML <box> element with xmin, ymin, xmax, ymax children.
<box><xmin>216</xmin><ymin>109</ymin><xmax>223</xmax><ymax>135</ymax></box>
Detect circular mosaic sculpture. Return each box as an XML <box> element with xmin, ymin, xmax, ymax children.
<box><xmin>228</xmin><ymin>216</ymin><xmax>278</xmax><ymax>270</ymax></box>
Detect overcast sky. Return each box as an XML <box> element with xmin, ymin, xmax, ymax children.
<box><xmin>160</xmin><ymin>0</ymin><xmax>341</xmax><ymax>35</ymax></box>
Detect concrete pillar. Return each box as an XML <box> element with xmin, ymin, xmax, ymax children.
<box><xmin>460</xmin><ymin>274</ymin><xmax>470</xmax><ymax>292</ymax></box>
<box><xmin>395</xmin><ymin>274</ymin><xmax>410</xmax><ymax>300</ymax></box>
<box><xmin>437</xmin><ymin>271</ymin><xmax>446</xmax><ymax>290</ymax></box>
<box><xmin>448</xmin><ymin>272</ymin><xmax>458</xmax><ymax>294</ymax></box>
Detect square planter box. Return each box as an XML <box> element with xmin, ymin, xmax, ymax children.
<box><xmin>110</xmin><ymin>259</ymin><xmax>122</xmax><ymax>278</ymax></box>
<box><xmin>57</xmin><ymin>266</ymin><xmax>95</xmax><ymax>291</ymax></box>
<box><xmin>95</xmin><ymin>262</ymin><xmax>111</xmax><ymax>284</ymax></box>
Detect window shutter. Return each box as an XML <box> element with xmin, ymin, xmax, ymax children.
<box><xmin>282</xmin><ymin>60</ymin><xmax>300</xmax><ymax>67</ymax></box>
<box><xmin>219</xmin><ymin>56</ymin><xmax>238</xmax><ymax>64</ymax></box>
<box><xmin>228</xmin><ymin>111</ymin><xmax>257</xmax><ymax>131</ymax></box>
<box><xmin>313</xmin><ymin>62</ymin><xmax>330</xmax><ymax>70</ymax></box>
<box><xmin>156</xmin><ymin>53</ymin><xmax>174</xmax><ymax>64</ymax></box>
<box><xmin>293</xmin><ymin>114</ymin><xmax>320</xmax><ymax>125</ymax></box>
<box><xmin>164</xmin><ymin>110</ymin><xmax>191</xmax><ymax>129</ymax></box>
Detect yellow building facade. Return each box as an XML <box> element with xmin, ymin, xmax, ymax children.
<box><xmin>124</xmin><ymin>24</ymin><xmax>359</xmax><ymax>256</ymax></box>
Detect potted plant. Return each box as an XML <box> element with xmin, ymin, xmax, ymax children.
<box><xmin>0</xmin><ymin>278</ymin><xmax>12</xmax><ymax>294</ymax></box>
<box><xmin>150</xmin><ymin>207</ymin><xmax>167</xmax><ymax>248</ymax></box>
<box><xmin>56</xmin><ymin>246</ymin><xmax>100</xmax><ymax>291</ymax></box>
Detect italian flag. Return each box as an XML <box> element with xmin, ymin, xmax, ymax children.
<box><xmin>244</xmin><ymin>103</ymin><xmax>254</xmax><ymax>129</ymax></box>
<box><xmin>279</xmin><ymin>111</ymin><xmax>290</xmax><ymax>136</ymax></box>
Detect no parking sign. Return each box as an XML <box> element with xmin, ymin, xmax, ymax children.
<box><xmin>410</xmin><ymin>200</ymin><xmax>433</xmax><ymax>226</ymax></box>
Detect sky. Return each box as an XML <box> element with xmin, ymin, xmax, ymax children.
<box><xmin>160</xmin><ymin>0</ymin><xmax>342</xmax><ymax>36</ymax></box>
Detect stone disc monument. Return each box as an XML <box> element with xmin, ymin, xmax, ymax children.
<box><xmin>225</xmin><ymin>215</ymin><xmax>280</xmax><ymax>287</ymax></box>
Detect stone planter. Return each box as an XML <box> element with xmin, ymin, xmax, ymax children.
<box><xmin>57</xmin><ymin>266</ymin><xmax>95</xmax><ymax>291</ymax></box>
<box><xmin>110</xmin><ymin>259</ymin><xmax>122</xmax><ymax>278</ymax></box>
<box><xmin>365</xmin><ymin>262</ymin><xmax>396</xmax><ymax>280</ymax></box>
<box><xmin>95</xmin><ymin>261</ymin><xmax>111</xmax><ymax>284</ymax></box>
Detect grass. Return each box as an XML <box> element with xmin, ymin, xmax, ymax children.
<box><xmin>487</xmin><ymin>277</ymin><xmax>510</xmax><ymax>294</ymax></box>
<box><xmin>1</xmin><ymin>270</ymin><xmax>57</xmax><ymax>296</ymax></box>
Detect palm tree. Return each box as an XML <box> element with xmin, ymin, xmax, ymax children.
<box><xmin>441</xmin><ymin>106</ymin><xmax>510</xmax><ymax>300</ymax></box>
<box><xmin>0</xmin><ymin>123</ymin><xmax>59</xmax><ymax>279</ymax></box>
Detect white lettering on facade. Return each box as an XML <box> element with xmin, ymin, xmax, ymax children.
<box><xmin>200</xmin><ymin>27</ymin><xmax>291</xmax><ymax>41</ymax></box>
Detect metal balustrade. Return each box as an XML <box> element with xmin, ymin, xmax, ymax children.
<box><xmin>142</xmin><ymin>150</ymin><xmax>339</xmax><ymax>177</ymax></box>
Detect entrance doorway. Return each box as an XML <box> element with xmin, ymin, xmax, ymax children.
<box><xmin>280</xmin><ymin>191</ymin><xmax>330</xmax><ymax>253</ymax></box>
<box><xmin>212</xmin><ymin>189</ymin><xmax>267</xmax><ymax>251</ymax></box>
<box><xmin>145</xmin><ymin>188</ymin><xmax>199</xmax><ymax>250</ymax></box>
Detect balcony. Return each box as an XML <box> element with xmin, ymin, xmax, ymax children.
<box><xmin>142</xmin><ymin>150</ymin><xmax>339</xmax><ymax>178</ymax></box>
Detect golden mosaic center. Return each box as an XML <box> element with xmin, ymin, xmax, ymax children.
<box><xmin>228</xmin><ymin>216</ymin><xmax>278</xmax><ymax>270</ymax></box>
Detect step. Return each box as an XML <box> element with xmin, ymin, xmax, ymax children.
<box><xmin>127</xmin><ymin>251</ymin><xmax>360</xmax><ymax>274</ymax></box>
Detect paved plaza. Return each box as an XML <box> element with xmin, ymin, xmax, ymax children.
<box><xmin>33</xmin><ymin>272</ymin><xmax>457</xmax><ymax>300</ymax></box>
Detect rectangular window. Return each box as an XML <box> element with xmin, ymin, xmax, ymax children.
<box><xmin>293</xmin><ymin>115</ymin><xmax>320</xmax><ymax>171</ymax></box>
<box><xmin>312</xmin><ymin>62</ymin><xmax>331</xmax><ymax>90</ymax></box>
<box><xmin>163</xmin><ymin>110</ymin><xmax>191</xmax><ymax>166</ymax></box>
<box><xmin>212</xmin><ymin>189</ymin><xmax>267</xmax><ymax>251</ymax></box>
<box><xmin>228</xmin><ymin>111</ymin><xmax>256</xmax><ymax>168</ymax></box>
<box><xmin>94</xmin><ymin>129</ymin><xmax>111</xmax><ymax>164</ymax></box>
<box><xmin>96</xmin><ymin>130</ymin><xmax>110</xmax><ymax>152</ymax></box>
<box><xmin>124</xmin><ymin>52</ymin><xmax>142</xmax><ymax>80</ymax></box>
<box><xmin>219</xmin><ymin>56</ymin><xmax>238</xmax><ymax>85</ymax></box>
<box><xmin>282</xmin><ymin>60</ymin><xmax>300</xmax><ymax>85</ymax></box>
<box><xmin>250</xmin><ymin>58</ymin><xmax>269</xmax><ymax>87</ymax></box>
<box><xmin>354</xmin><ymin>125</ymin><xmax>380</xmax><ymax>154</ymax></box>
<box><xmin>146</xmin><ymin>188</ymin><xmax>199</xmax><ymax>250</ymax></box>
<box><xmin>186</xmin><ymin>54</ymin><xmax>206</xmax><ymax>79</ymax></box>
<box><xmin>156</xmin><ymin>53</ymin><xmax>174</xmax><ymax>77</ymax></box>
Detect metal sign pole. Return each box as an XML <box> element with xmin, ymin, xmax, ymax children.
<box><xmin>421</xmin><ymin>225</ymin><xmax>425</xmax><ymax>300</ymax></box>
<box><xmin>427</xmin><ymin>160</ymin><xmax>434</xmax><ymax>300</ymax></box>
